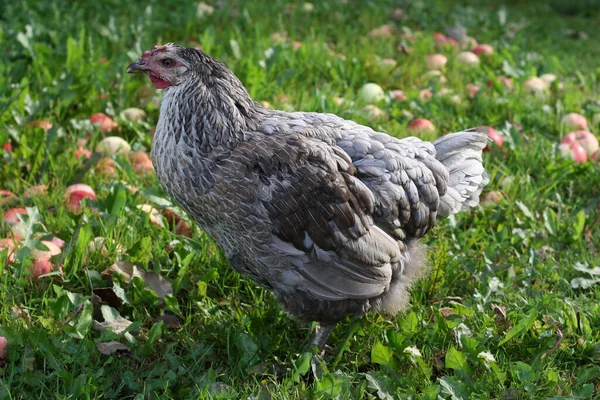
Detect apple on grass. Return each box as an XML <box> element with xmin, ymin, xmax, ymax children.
<box><xmin>561</xmin><ymin>113</ymin><xmax>588</xmax><ymax>131</ymax></box>
<box><xmin>561</xmin><ymin>130</ymin><xmax>598</xmax><ymax>158</ymax></box>
<box><xmin>407</xmin><ymin>119</ymin><xmax>435</xmax><ymax>134</ymax></box>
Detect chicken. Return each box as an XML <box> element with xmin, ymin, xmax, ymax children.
<box><xmin>127</xmin><ymin>44</ymin><xmax>489</xmax><ymax>349</ymax></box>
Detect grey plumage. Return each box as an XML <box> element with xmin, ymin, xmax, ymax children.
<box><xmin>128</xmin><ymin>44</ymin><xmax>490</xmax><ymax>347</ymax></box>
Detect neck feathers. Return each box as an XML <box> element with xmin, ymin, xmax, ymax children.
<box><xmin>157</xmin><ymin>55</ymin><xmax>264</xmax><ymax>153</ymax></box>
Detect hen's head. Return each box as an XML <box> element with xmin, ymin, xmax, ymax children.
<box><xmin>127</xmin><ymin>44</ymin><xmax>195</xmax><ymax>89</ymax></box>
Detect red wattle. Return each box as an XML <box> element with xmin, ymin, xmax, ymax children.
<box><xmin>149</xmin><ymin>74</ymin><xmax>171</xmax><ymax>89</ymax></box>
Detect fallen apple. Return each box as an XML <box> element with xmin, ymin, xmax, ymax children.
<box><xmin>390</xmin><ymin>90</ymin><xmax>407</xmax><ymax>102</ymax></box>
<box><xmin>90</xmin><ymin>112</ymin><xmax>118</xmax><ymax>133</ymax></box>
<box><xmin>482</xmin><ymin>126</ymin><xmax>503</xmax><ymax>151</ymax></box>
<box><xmin>418</xmin><ymin>89</ymin><xmax>433</xmax><ymax>102</ymax></box>
<box><xmin>130</xmin><ymin>151</ymin><xmax>154</xmax><ymax>174</ymax></box>
<box><xmin>74</xmin><ymin>147</ymin><xmax>92</xmax><ymax>160</ymax></box>
<box><xmin>456</xmin><ymin>51</ymin><xmax>480</xmax><ymax>67</ymax></box>
<box><xmin>466</xmin><ymin>83</ymin><xmax>481</xmax><ymax>98</ymax></box>
<box><xmin>3</xmin><ymin>208</ymin><xmax>27</xmax><ymax>225</ymax></box>
<box><xmin>407</xmin><ymin>118</ymin><xmax>435</xmax><ymax>134</ymax></box>
<box><xmin>561</xmin><ymin>113</ymin><xmax>588</xmax><ymax>131</ymax></box>
<box><xmin>120</xmin><ymin>107</ymin><xmax>146</xmax><ymax>122</ymax></box>
<box><xmin>427</xmin><ymin>54</ymin><xmax>447</xmax><ymax>70</ymax></box>
<box><xmin>472</xmin><ymin>44</ymin><xmax>493</xmax><ymax>56</ymax></box>
<box><xmin>358</xmin><ymin>83</ymin><xmax>385</xmax><ymax>104</ymax></box>
<box><xmin>0</xmin><ymin>336</ymin><xmax>7</xmax><ymax>358</ymax></box>
<box><xmin>96</xmin><ymin>136</ymin><xmax>131</xmax><ymax>156</ymax></box>
<box><xmin>65</xmin><ymin>184</ymin><xmax>97</xmax><ymax>212</ymax></box>
<box><xmin>524</xmin><ymin>77</ymin><xmax>548</xmax><ymax>95</ymax></box>
<box><xmin>559</xmin><ymin>142</ymin><xmax>587</xmax><ymax>163</ymax></box>
<box><xmin>561</xmin><ymin>130</ymin><xmax>598</xmax><ymax>157</ymax></box>
<box><xmin>30</xmin><ymin>258</ymin><xmax>61</xmax><ymax>279</ymax></box>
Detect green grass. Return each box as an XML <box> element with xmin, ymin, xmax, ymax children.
<box><xmin>1</xmin><ymin>0</ymin><xmax>600</xmax><ymax>398</ymax></box>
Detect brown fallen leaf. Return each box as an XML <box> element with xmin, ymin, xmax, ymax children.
<box><xmin>439</xmin><ymin>307</ymin><xmax>457</xmax><ymax>319</ymax></box>
<box><xmin>96</xmin><ymin>341</ymin><xmax>131</xmax><ymax>355</ymax></box>
<box><xmin>93</xmin><ymin>287</ymin><xmax>124</xmax><ymax>308</ymax></box>
<box><xmin>102</xmin><ymin>261</ymin><xmax>173</xmax><ymax>298</ymax></box>
<box><xmin>93</xmin><ymin>316</ymin><xmax>133</xmax><ymax>334</ymax></box>
<box><xmin>158</xmin><ymin>314</ymin><xmax>182</xmax><ymax>329</ymax></box>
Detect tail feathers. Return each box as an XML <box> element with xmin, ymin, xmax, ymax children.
<box><xmin>433</xmin><ymin>128</ymin><xmax>490</xmax><ymax>218</ymax></box>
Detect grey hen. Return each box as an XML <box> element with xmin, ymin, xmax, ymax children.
<box><xmin>127</xmin><ymin>44</ymin><xmax>489</xmax><ymax>349</ymax></box>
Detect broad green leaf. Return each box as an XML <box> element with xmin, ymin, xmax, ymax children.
<box><xmin>371</xmin><ymin>342</ymin><xmax>394</xmax><ymax>367</ymax></box>
<box><xmin>445</xmin><ymin>347</ymin><xmax>468</xmax><ymax>371</ymax></box>
<box><xmin>499</xmin><ymin>308</ymin><xmax>538</xmax><ymax>345</ymax></box>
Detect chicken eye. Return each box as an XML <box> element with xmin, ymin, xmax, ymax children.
<box><xmin>162</xmin><ymin>58</ymin><xmax>175</xmax><ymax>68</ymax></box>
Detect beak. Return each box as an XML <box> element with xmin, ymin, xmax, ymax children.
<box><xmin>126</xmin><ymin>60</ymin><xmax>150</xmax><ymax>74</ymax></box>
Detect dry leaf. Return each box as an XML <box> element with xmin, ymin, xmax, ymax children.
<box><xmin>96</xmin><ymin>341</ymin><xmax>131</xmax><ymax>355</ymax></box>
<box><xmin>158</xmin><ymin>314</ymin><xmax>182</xmax><ymax>329</ymax></box>
<box><xmin>93</xmin><ymin>287</ymin><xmax>124</xmax><ymax>308</ymax></box>
<box><xmin>439</xmin><ymin>307</ymin><xmax>457</xmax><ymax>319</ymax></box>
<box><xmin>102</xmin><ymin>261</ymin><xmax>173</xmax><ymax>298</ymax></box>
<box><xmin>93</xmin><ymin>316</ymin><xmax>133</xmax><ymax>334</ymax></box>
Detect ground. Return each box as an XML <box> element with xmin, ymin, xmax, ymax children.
<box><xmin>1</xmin><ymin>0</ymin><xmax>600</xmax><ymax>398</ymax></box>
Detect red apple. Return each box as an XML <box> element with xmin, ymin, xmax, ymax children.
<box><xmin>561</xmin><ymin>113</ymin><xmax>588</xmax><ymax>131</ymax></box>
<box><xmin>433</xmin><ymin>32</ymin><xmax>447</xmax><ymax>46</ymax></box>
<box><xmin>473</xmin><ymin>44</ymin><xmax>493</xmax><ymax>56</ymax></box>
<box><xmin>561</xmin><ymin>130</ymin><xmax>599</xmax><ymax>157</ymax></box>
<box><xmin>466</xmin><ymin>83</ymin><xmax>481</xmax><ymax>98</ymax></box>
<box><xmin>559</xmin><ymin>142</ymin><xmax>587</xmax><ymax>163</ymax></box>
<box><xmin>482</xmin><ymin>127</ymin><xmax>503</xmax><ymax>151</ymax></box>
<box><xmin>90</xmin><ymin>112</ymin><xmax>118</xmax><ymax>133</ymax></box>
<box><xmin>418</xmin><ymin>89</ymin><xmax>433</xmax><ymax>102</ymax></box>
<box><xmin>30</xmin><ymin>258</ymin><xmax>59</xmax><ymax>279</ymax></box>
<box><xmin>390</xmin><ymin>90</ymin><xmax>407</xmax><ymax>102</ymax></box>
<box><xmin>407</xmin><ymin>119</ymin><xmax>435</xmax><ymax>134</ymax></box>
<box><xmin>74</xmin><ymin>147</ymin><xmax>92</xmax><ymax>160</ymax></box>
<box><xmin>0</xmin><ymin>336</ymin><xmax>7</xmax><ymax>358</ymax></box>
<box><xmin>65</xmin><ymin>184</ymin><xmax>97</xmax><ymax>212</ymax></box>
<box><xmin>130</xmin><ymin>151</ymin><xmax>154</xmax><ymax>174</ymax></box>
<box><xmin>3</xmin><ymin>208</ymin><xmax>27</xmax><ymax>224</ymax></box>
<box><xmin>2</xmin><ymin>142</ymin><xmax>12</xmax><ymax>153</ymax></box>
<box><xmin>96</xmin><ymin>157</ymin><xmax>116</xmax><ymax>176</ymax></box>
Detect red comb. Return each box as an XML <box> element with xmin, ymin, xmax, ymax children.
<box><xmin>141</xmin><ymin>43</ymin><xmax>173</xmax><ymax>60</ymax></box>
